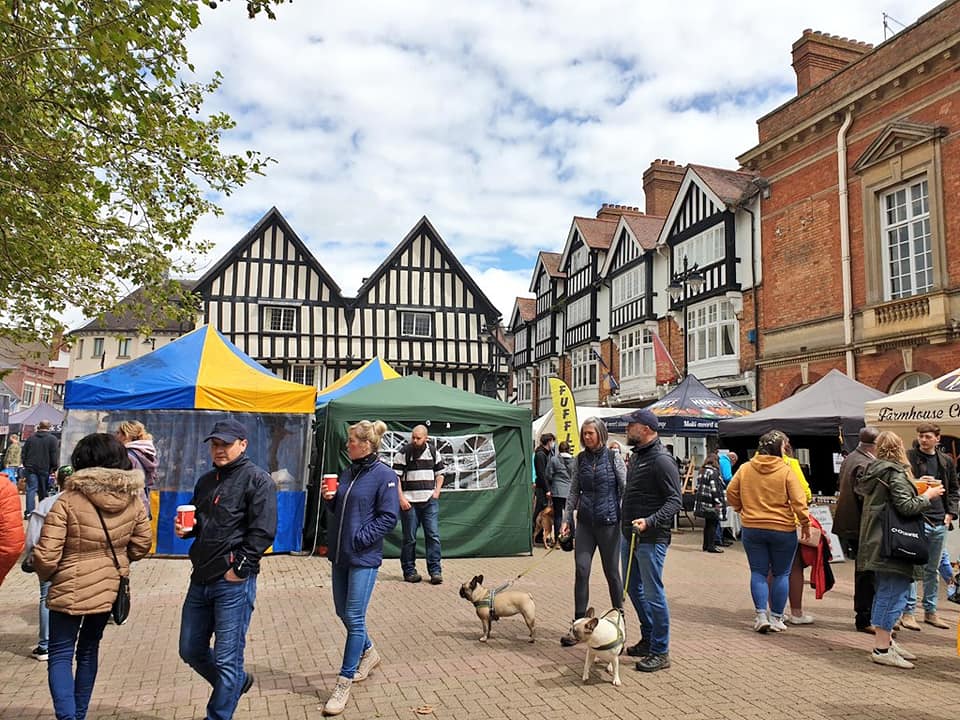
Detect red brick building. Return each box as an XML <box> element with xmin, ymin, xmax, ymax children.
<box><xmin>738</xmin><ymin>1</ymin><xmax>960</xmax><ymax>406</ymax></box>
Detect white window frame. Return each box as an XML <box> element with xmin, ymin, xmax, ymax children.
<box><xmin>287</xmin><ymin>365</ymin><xmax>317</xmax><ymax>387</ymax></box>
<box><xmin>619</xmin><ymin>328</ymin><xmax>654</xmax><ymax>379</ymax></box>
<box><xmin>889</xmin><ymin>372</ymin><xmax>932</xmax><ymax>394</ymax></box>
<box><xmin>22</xmin><ymin>382</ymin><xmax>35</xmax><ymax>406</ymax></box>
<box><xmin>538</xmin><ymin>360</ymin><xmax>553</xmax><ymax>398</ymax></box>
<box><xmin>264</xmin><ymin>306</ymin><xmax>297</xmax><ymax>333</ymax></box>
<box><xmin>92</xmin><ymin>337</ymin><xmax>104</xmax><ymax>358</ymax></box>
<box><xmin>517</xmin><ymin>368</ymin><xmax>532</xmax><ymax>402</ymax></box>
<box><xmin>687</xmin><ymin>299</ymin><xmax>737</xmax><ymax>362</ymax></box>
<box><xmin>612</xmin><ymin>266</ymin><xmax>645</xmax><ymax>309</ymax></box>
<box><xmin>570</xmin><ymin>346</ymin><xmax>598</xmax><ymax>390</ymax></box>
<box><xmin>514</xmin><ymin>328</ymin><xmax>528</xmax><ymax>352</ymax></box>
<box><xmin>40</xmin><ymin>386</ymin><xmax>52</xmax><ymax>404</ymax></box>
<box><xmin>117</xmin><ymin>337</ymin><xmax>131</xmax><ymax>357</ymax></box>
<box><xmin>536</xmin><ymin>317</ymin><xmax>551</xmax><ymax>342</ymax></box>
<box><xmin>569</xmin><ymin>244</ymin><xmax>589</xmax><ymax>273</ymax></box>
<box><xmin>400</xmin><ymin>311</ymin><xmax>432</xmax><ymax>338</ymax></box>
<box><xmin>673</xmin><ymin>224</ymin><xmax>724</xmax><ymax>269</ymax></box>
<box><xmin>881</xmin><ymin>177</ymin><xmax>932</xmax><ymax>300</ymax></box>
<box><xmin>76</xmin><ymin>338</ymin><xmax>84</xmax><ymax>359</ymax></box>
<box><xmin>566</xmin><ymin>296</ymin><xmax>591</xmax><ymax>329</ymax></box>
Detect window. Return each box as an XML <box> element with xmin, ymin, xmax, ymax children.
<box><xmin>620</xmin><ymin>328</ymin><xmax>654</xmax><ymax>379</ymax></box>
<box><xmin>881</xmin><ymin>178</ymin><xmax>932</xmax><ymax>300</ymax></box>
<box><xmin>674</xmin><ymin>224</ymin><xmax>724</xmax><ymax>269</ymax></box>
<box><xmin>400</xmin><ymin>311</ymin><xmax>432</xmax><ymax>338</ymax></box>
<box><xmin>288</xmin><ymin>365</ymin><xmax>317</xmax><ymax>387</ymax></box>
<box><xmin>92</xmin><ymin>337</ymin><xmax>104</xmax><ymax>358</ymax></box>
<box><xmin>117</xmin><ymin>338</ymin><xmax>131</xmax><ymax>357</ymax></box>
<box><xmin>612</xmin><ymin>266</ymin><xmax>645</xmax><ymax>308</ymax></box>
<box><xmin>566</xmin><ymin>296</ymin><xmax>591</xmax><ymax>328</ymax></box>
<box><xmin>687</xmin><ymin>299</ymin><xmax>737</xmax><ymax>362</ymax></box>
<box><xmin>517</xmin><ymin>368</ymin><xmax>532</xmax><ymax>402</ymax></box>
<box><xmin>514</xmin><ymin>327</ymin><xmax>528</xmax><ymax>351</ymax></box>
<box><xmin>22</xmin><ymin>382</ymin><xmax>35</xmax><ymax>406</ymax></box>
<box><xmin>889</xmin><ymin>372</ymin><xmax>932</xmax><ymax>394</ymax></box>
<box><xmin>569</xmin><ymin>244</ymin><xmax>589</xmax><ymax>273</ymax></box>
<box><xmin>539</xmin><ymin>360</ymin><xmax>553</xmax><ymax>397</ymax></box>
<box><xmin>264</xmin><ymin>306</ymin><xmax>297</xmax><ymax>333</ymax></box>
<box><xmin>76</xmin><ymin>338</ymin><xmax>84</xmax><ymax>358</ymax></box>
<box><xmin>536</xmin><ymin>317</ymin><xmax>551</xmax><ymax>342</ymax></box>
<box><xmin>40</xmin><ymin>386</ymin><xmax>51</xmax><ymax>404</ymax></box>
<box><xmin>570</xmin><ymin>346</ymin><xmax>598</xmax><ymax>389</ymax></box>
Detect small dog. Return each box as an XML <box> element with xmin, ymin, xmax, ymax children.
<box><xmin>568</xmin><ymin>607</ymin><xmax>626</xmax><ymax>686</ymax></box>
<box><xmin>534</xmin><ymin>505</ymin><xmax>556</xmax><ymax>547</ymax></box>
<box><xmin>458</xmin><ymin>575</ymin><xmax>536</xmax><ymax>643</ymax></box>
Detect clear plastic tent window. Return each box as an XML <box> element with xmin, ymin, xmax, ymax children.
<box><xmin>380</xmin><ymin>431</ymin><xmax>498</xmax><ymax>491</ymax></box>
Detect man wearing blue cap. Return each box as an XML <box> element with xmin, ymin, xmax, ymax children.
<box><xmin>619</xmin><ymin>408</ymin><xmax>681</xmax><ymax>673</ymax></box>
<box><xmin>176</xmin><ymin>419</ymin><xmax>277</xmax><ymax>720</ymax></box>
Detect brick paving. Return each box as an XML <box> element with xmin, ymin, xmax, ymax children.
<box><xmin>2</xmin><ymin>527</ymin><xmax>960</xmax><ymax>719</ymax></box>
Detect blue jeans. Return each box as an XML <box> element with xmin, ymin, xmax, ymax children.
<box><xmin>621</xmin><ymin>540</ymin><xmax>670</xmax><ymax>654</ymax></box>
<box><xmin>871</xmin><ymin>571</ymin><xmax>914</xmax><ymax>631</ymax></box>
<box><xmin>400</xmin><ymin>498</ymin><xmax>441</xmax><ymax>577</ymax></box>
<box><xmin>47</xmin><ymin>610</ymin><xmax>110</xmax><ymax>720</ymax></box>
<box><xmin>905</xmin><ymin>521</ymin><xmax>947</xmax><ymax>614</ymax></box>
<box><xmin>331</xmin><ymin>565</ymin><xmax>378</xmax><ymax>678</ymax></box>
<box><xmin>740</xmin><ymin>527</ymin><xmax>797</xmax><ymax>616</ymax></box>
<box><xmin>25</xmin><ymin>470</ymin><xmax>48</xmax><ymax>515</ymax></box>
<box><xmin>179</xmin><ymin>577</ymin><xmax>257</xmax><ymax>720</ymax></box>
<box><xmin>39</xmin><ymin>580</ymin><xmax>51</xmax><ymax>651</ymax></box>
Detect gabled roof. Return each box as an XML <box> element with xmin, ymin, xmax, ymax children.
<box><xmin>599</xmin><ymin>213</ymin><xmax>665</xmax><ymax>276</ymax></box>
<box><xmin>510</xmin><ymin>297</ymin><xmax>536</xmax><ymax>329</ymax></box>
<box><xmin>528</xmin><ymin>251</ymin><xmax>564</xmax><ymax>293</ymax></box>
<box><xmin>688</xmin><ymin>165</ymin><xmax>758</xmax><ymax>206</ymax></box>
<box><xmin>193</xmin><ymin>207</ymin><xmax>344</xmax><ymax>298</ymax></box>
<box><xmin>355</xmin><ymin>216</ymin><xmax>500</xmax><ymax>320</ymax></box>
<box><xmin>0</xmin><ymin>337</ymin><xmax>54</xmax><ymax>366</ymax></box>
<box><xmin>558</xmin><ymin>217</ymin><xmax>618</xmax><ymax>272</ymax></box>
<box><xmin>70</xmin><ymin>280</ymin><xmax>197</xmax><ymax>335</ymax></box>
<box><xmin>852</xmin><ymin>120</ymin><xmax>947</xmax><ymax>173</ymax></box>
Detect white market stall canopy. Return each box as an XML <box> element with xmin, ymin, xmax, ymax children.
<box><xmin>864</xmin><ymin>368</ymin><xmax>960</xmax><ymax>439</ymax></box>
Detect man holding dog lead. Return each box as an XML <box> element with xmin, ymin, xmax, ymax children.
<box><xmin>394</xmin><ymin>425</ymin><xmax>445</xmax><ymax>584</ymax></box>
<box><xmin>620</xmin><ymin>409</ymin><xmax>681</xmax><ymax>673</ymax></box>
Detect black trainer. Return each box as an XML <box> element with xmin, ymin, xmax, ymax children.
<box><xmin>404</xmin><ymin>573</ymin><xmax>422</xmax><ymax>583</ymax></box>
<box><xmin>429</xmin><ymin>574</ymin><xmax>443</xmax><ymax>585</ymax></box>
<box><xmin>625</xmin><ymin>640</ymin><xmax>649</xmax><ymax>657</ymax></box>
<box><xmin>241</xmin><ymin>673</ymin><xmax>254</xmax><ymax>695</ymax></box>
<box><xmin>636</xmin><ymin>653</ymin><xmax>671</xmax><ymax>672</ymax></box>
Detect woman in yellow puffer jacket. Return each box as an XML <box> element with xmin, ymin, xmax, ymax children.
<box><xmin>34</xmin><ymin>433</ymin><xmax>152</xmax><ymax>720</ymax></box>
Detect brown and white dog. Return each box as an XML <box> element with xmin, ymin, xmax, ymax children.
<box><xmin>568</xmin><ymin>607</ymin><xmax>626</xmax><ymax>686</ymax></box>
<box><xmin>534</xmin><ymin>505</ymin><xmax>556</xmax><ymax>548</ymax></box>
<box><xmin>459</xmin><ymin>575</ymin><xmax>536</xmax><ymax>643</ymax></box>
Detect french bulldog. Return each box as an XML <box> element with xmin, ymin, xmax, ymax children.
<box><xmin>569</xmin><ymin>607</ymin><xmax>625</xmax><ymax>686</ymax></box>
<box><xmin>534</xmin><ymin>505</ymin><xmax>556</xmax><ymax>548</ymax></box>
<box><xmin>458</xmin><ymin>574</ymin><xmax>536</xmax><ymax>643</ymax></box>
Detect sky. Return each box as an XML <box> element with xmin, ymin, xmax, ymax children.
<box><xmin>171</xmin><ymin>0</ymin><xmax>925</xmax><ymax>323</ymax></box>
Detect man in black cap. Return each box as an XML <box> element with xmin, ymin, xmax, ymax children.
<box><xmin>176</xmin><ymin>418</ymin><xmax>277</xmax><ymax>720</ymax></box>
<box><xmin>619</xmin><ymin>408</ymin><xmax>681</xmax><ymax>673</ymax></box>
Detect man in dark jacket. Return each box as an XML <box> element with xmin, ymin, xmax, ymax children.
<box><xmin>176</xmin><ymin>419</ymin><xmax>277</xmax><ymax>720</ymax></box>
<box><xmin>21</xmin><ymin>420</ymin><xmax>59</xmax><ymax>518</ymax></box>
<box><xmin>620</xmin><ymin>409</ymin><xmax>680</xmax><ymax>673</ymax></box>
<box><xmin>533</xmin><ymin>433</ymin><xmax>555</xmax><ymax>544</ymax></box>
<box><xmin>833</xmin><ymin>427</ymin><xmax>878</xmax><ymax>633</ymax></box>
<box><xmin>902</xmin><ymin>422</ymin><xmax>959</xmax><ymax>630</ymax></box>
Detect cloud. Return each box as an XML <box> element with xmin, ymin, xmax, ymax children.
<box><xmin>176</xmin><ymin>0</ymin><xmax>926</xmax><ymax>320</ymax></box>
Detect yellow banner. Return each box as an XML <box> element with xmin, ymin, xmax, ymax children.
<box><xmin>549</xmin><ymin>378</ymin><xmax>580</xmax><ymax>455</ymax></box>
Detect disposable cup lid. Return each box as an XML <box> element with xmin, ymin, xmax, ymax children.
<box><xmin>177</xmin><ymin>504</ymin><xmax>196</xmax><ymax>511</ymax></box>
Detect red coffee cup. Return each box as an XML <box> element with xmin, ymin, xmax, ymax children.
<box><xmin>177</xmin><ymin>504</ymin><xmax>196</xmax><ymax>531</ymax></box>
<box><xmin>322</xmin><ymin>474</ymin><xmax>338</xmax><ymax>495</ymax></box>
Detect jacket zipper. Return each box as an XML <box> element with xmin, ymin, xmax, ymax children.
<box><xmin>334</xmin><ymin>465</ymin><xmax>373</xmax><ymax>564</ymax></box>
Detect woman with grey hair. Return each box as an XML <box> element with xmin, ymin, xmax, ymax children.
<box><xmin>559</xmin><ymin>417</ymin><xmax>627</xmax><ymax>646</ymax></box>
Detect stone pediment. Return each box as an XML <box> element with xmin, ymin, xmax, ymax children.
<box><xmin>852</xmin><ymin>120</ymin><xmax>947</xmax><ymax>173</ymax></box>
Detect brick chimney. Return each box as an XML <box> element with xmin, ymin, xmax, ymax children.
<box><xmin>791</xmin><ymin>29</ymin><xmax>872</xmax><ymax>95</ymax></box>
<box><xmin>596</xmin><ymin>203</ymin><xmax>644</xmax><ymax>222</ymax></box>
<box><xmin>642</xmin><ymin>159</ymin><xmax>684</xmax><ymax>217</ymax></box>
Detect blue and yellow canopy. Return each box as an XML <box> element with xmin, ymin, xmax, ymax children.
<box><xmin>315</xmin><ymin>357</ymin><xmax>399</xmax><ymax>408</ymax></box>
<box><xmin>65</xmin><ymin>325</ymin><xmax>316</xmax><ymax>413</ymax></box>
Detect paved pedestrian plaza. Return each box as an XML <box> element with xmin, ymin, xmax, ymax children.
<box><xmin>2</xmin><ymin>529</ymin><xmax>959</xmax><ymax>719</ymax></box>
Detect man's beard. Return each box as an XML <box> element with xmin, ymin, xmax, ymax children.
<box><xmin>626</xmin><ymin>436</ymin><xmax>639</xmax><ymax>447</ymax></box>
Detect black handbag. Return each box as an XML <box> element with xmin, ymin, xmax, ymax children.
<box><xmin>879</xmin><ymin>502</ymin><xmax>928</xmax><ymax>565</ymax></box>
<box><xmin>94</xmin><ymin>507</ymin><xmax>131</xmax><ymax>625</ymax></box>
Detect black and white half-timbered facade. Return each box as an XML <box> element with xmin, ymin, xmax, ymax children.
<box><xmin>599</xmin><ymin>212</ymin><xmax>666</xmax><ymax>403</ymax></box>
<box><xmin>193</xmin><ymin>209</ymin><xmax>509</xmax><ymax>397</ymax></box>
<box><xmin>526</xmin><ymin>251</ymin><xmax>565</xmax><ymax>413</ymax></box>
<box><xmin>658</xmin><ymin>165</ymin><xmax>761</xmax><ymax>406</ymax></box>
<box><xmin>508</xmin><ymin>297</ymin><xmax>536</xmax><ymax>407</ymax></box>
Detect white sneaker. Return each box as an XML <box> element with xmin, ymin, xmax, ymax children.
<box><xmin>870</xmin><ymin>649</ymin><xmax>914</xmax><ymax>669</ymax></box>
<box><xmin>322</xmin><ymin>676</ymin><xmax>352</xmax><ymax>716</ymax></box>
<box><xmin>754</xmin><ymin>612</ymin><xmax>771</xmax><ymax>633</ymax></box>
<box><xmin>788</xmin><ymin>613</ymin><xmax>814</xmax><ymax>625</ymax></box>
<box><xmin>768</xmin><ymin>615</ymin><xmax>788</xmax><ymax>632</ymax></box>
<box><xmin>353</xmin><ymin>645</ymin><xmax>381</xmax><ymax>682</ymax></box>
<box><xmin>890</xmin><ymin>640</ymin><xmax>918</xmax><ymax>661</ymax></box>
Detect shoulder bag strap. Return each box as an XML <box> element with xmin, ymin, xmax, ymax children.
<box><xmin>92</xmin><ymin>503</ymin><xmax>122</xmax><ymax>573</ymax></box>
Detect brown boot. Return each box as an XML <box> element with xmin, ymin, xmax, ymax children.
<box><xmin>899</xmin><ymin>613</ymin><xmax>922</xmax><ymax>631</ymax></box>
<box><xmin>924</xmin><ymin>611</ymin><xmax>949</xmax><ymax>629</ymax></box>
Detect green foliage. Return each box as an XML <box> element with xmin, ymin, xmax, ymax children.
<box><xmin>0</xmin><ymin>0</ymin><xmax>283</xmax><ymax>342</ymax></box>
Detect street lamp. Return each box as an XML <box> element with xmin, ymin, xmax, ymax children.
<box><xmin>666</xmin><ymin>254</ymin><xmax>705</xmax><ymax>377</ymax></box>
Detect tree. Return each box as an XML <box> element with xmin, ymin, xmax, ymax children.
<box><xmin>0</xmin><ymin>0</ymin><xmax>286</xmax><ymax>342</ymax></box>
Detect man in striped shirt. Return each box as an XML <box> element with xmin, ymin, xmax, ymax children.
<box><xmin>394</xmin><ymin>425</ymin><xmax>446</xmax><ymax>584</ymax></box>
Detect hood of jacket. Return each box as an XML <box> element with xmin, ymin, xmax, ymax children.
<box><xmin>860</xmin><ymin>459</ymin><xmax>903</xmax><ymax>496</ymax></box>
<box><xmin>748</xmin><ymin>454</ymin><xmax>789</xmax><ymax>475</ymax></box>
<box><xmin>64</xmin><ymin>467</ymin><xmax>145</xmax><ymax>513</ymax></box>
